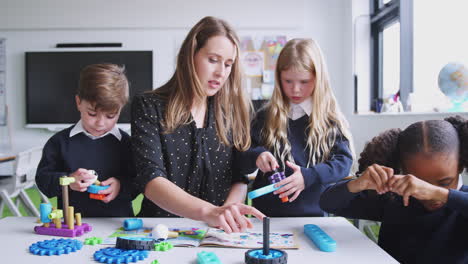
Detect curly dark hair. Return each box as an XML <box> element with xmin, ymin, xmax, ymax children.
<box><xmin>358</xmin><ymin>115</ymin><xmax>468</xmax><ymax>174</ymax></box>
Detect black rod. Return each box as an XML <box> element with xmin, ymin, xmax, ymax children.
<box><xmin>263</xmin><ymin>217</ymin><xmax>270</xmax><ymax>255</ymax></box>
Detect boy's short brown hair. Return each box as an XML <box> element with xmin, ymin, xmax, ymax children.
<box><xmin>78</xmin><ymin>63</ymin><xmax>129</xmax><ymax>113</ymax></box>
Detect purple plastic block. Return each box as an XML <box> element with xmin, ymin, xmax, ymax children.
<box><xmin>268</xmin><ymin>171</ymin><xmax>286</xmax><ymax>184</ymax></box>
<box><xmin>34</xmin><ymin>223</ymin><xmax>92</xmax><ymax>237</ymax></box>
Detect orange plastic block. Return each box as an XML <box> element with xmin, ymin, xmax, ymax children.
<box><xmin>89</xmin><ymin>193</ymin><xmax>106</xmax><ymax>200</ymax></box>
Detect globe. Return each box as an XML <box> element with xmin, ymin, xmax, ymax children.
<box><xmin>438</xmin><ymin>62</ymin><xmax>468</xmax><ymax>111</ymax></box>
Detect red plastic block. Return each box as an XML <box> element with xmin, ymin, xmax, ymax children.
<box><xmin>90</xmin><ymin>193</ymin><xmax>107</xmax><ymax>200</ymax></box>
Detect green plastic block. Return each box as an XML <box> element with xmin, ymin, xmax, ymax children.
<box><xmin>84</xmin><ymin>237</ymin><xmax>103</xmax><ymax>245</ymax></box>
<box><xmin>60</xmin><ymin>176</ymin><xmax>76</xmax><ymax>186</ymax></box>
<box><xmin>154</xmin><ymin>241</ymin><xmax>174</xmax><ymax>251</ymax></box>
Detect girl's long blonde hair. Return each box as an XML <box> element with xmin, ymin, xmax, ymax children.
<box><xmin>263</xmin><ymin>38</ymin><xmax>355</xmax><ymax>167</ymax></box>
<box><xmin>155</xmin><ymin>16</ymin><xmax>251</xmax><ymax>151</ymax></box>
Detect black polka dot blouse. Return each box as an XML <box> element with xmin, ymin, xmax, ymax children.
<box><xmin>131</xmin><ymin>92</ymin><xmax>246</xmax><ymax>217</ymax></box>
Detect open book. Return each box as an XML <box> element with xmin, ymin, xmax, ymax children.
<box><xmin>104</xmin><ymin>227</ymin><xmax>299</xmax><ymax>249</ymax></box>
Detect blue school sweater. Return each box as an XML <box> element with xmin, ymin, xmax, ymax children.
<box><xmin>319</xmin><ymin>181</ymin><xmax>468</xmax><ymax>264</ymax></box>
<box><xmin>36</xmin><ymin>126</ymin><xmax>137</xmax><ymax>217</ymax></box>
<box><xmin>243</xmin><ymin>110</ymin><xmax>353</xmax><ymax>217</ymax></box>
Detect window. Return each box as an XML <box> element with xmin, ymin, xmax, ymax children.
<box><xmin>369</xmin><ymin>0</ymin><xmax>413</xmax><ymax>112</ymax></box>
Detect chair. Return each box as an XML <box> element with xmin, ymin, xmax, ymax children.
<box><xmin>0</xmin><ymin>146</ymin><xmax>49</xmax><ymax>217</ymax></box>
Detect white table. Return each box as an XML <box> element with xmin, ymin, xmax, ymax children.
<box><xmin>0</xmin><ymin>216</ymin><xmax>397</xmax><ymax>263</ymax></box>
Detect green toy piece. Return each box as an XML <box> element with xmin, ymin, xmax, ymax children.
<box><xmin>154</xmin><ymin>241</ymin><xmax>174</xmax><ymax>251</ymax></box>
<box><xmin>151</xmin><ymin>260</ymin><xmax>160</xmax><ymax>264</ymax></box>
<box><xmin>84</xmin><ymin>237</ymin><xmax>103</xmax><ymax>245</ymax></box>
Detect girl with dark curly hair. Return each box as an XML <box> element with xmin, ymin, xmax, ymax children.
<box><xmin>320</xmin><ymin>116</ymin><xmax>468</xmax><ymax>264</ymax></box>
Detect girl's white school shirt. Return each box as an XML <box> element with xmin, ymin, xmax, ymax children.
<box><xmin>289</xmin><ymin>98</ymin><xmax>312</xmax><ymax>120</ymax></box>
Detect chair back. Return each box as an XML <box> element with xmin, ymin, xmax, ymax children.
<box><xmin>13</xmin><ymin>146</ymin><xmax>43</xmax><ymax>191</ymax></box>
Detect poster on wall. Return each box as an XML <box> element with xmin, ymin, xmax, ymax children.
<box><xmin>241</xmin><ymin>51</ymin><xmax>264</xmax><ymax>77</ymax></box>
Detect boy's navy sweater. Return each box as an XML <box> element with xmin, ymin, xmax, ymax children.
<box><xmin>320</xmin><ymin>181</ymin><xmax>468</xmax><ymax>264</ymax></box>
<box><xmin>36</xmin><ymin>126</ymin><xmax>137</xmax><ymax>217</ymax></box>
<box><xmin>243</xmin><ymin>109</ymin><xmax>353</xmax><ymax>217</ymax></box>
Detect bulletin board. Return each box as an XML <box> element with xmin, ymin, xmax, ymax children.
<box><xmin>240</xmin><ymin>36</ymin><xmax>287</xmax><ymax>100</ymax></box>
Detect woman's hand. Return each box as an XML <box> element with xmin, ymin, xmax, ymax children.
<box><xmin>347</xmin><ymin>164</ymin><xmax>394</xmax><ymax>194</ymax></box>
<box><xmin>256</xmin><ymin>152</ymin><xmax>279</xmax><ymax>173</ymax></box>
<box><xmin>203</xmin><ymin>203</ymin><xmax>265</xmax><ymax>234</ymax></box>
<box><xmin>273</xmin><ymin>161</ymin><xmax>305</xmax><ymax>202</ymax></box>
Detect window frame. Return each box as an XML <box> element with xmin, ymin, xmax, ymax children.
<box><xmin>369</xmin><ymin>0</ymin><xmax>413</xmax><ymax>112</ymax></box>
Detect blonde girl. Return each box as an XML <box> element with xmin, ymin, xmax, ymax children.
<box><xmin>246</xmin><ymin>38</ymin><xmax>354</xmax><ymax>216</ymax></box>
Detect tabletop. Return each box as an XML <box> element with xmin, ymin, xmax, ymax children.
<box><xmin>0</xmin><ymin>216</ymin><xmax>397</xmax><ymax>263</ymax></box>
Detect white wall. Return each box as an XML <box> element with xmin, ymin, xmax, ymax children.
<box><xmin>0</xmin><ymin>0</ymin><xmax>306</xmax><ymax>152</ymax></box>
<box><xmin>1</xmin><ymin>0</ymin><xmax>466</xmax><ymax>163</ymax></box>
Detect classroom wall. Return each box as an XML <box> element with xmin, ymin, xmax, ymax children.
<box><xmin>0</xmin><ymin>0</ymin><xmax>467</xmax><ymax>168</ymax></box>
<box><xmin>0</xmin><ymin>0</ymin><xmax>345</xmax><ymax>152</ymax></box>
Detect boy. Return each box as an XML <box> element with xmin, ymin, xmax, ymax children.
<box><xmin>36</xmin><ymin>63</ymin><xmax>136</xmax><ymax>217</ymax></box>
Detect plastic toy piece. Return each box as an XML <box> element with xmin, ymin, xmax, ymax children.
<box><xmin>87</xmin><ymin>184</ymin><xmax>110</xmax><ymax>194</ymax></box>
<box><xmin>89</xmin><ymin>193</ymin><xmax>107</xmax><ymax>200</ymax></box>
<box><xmin>245</xmin><ymin>217</ymin><xmax>288</xmax><ymax>264</ymax></box>
<box><xmin>123</xmin><ymin>218</ymin><xmax>143</xmax><ymax>231</ymax></box>
<box><xmin>303</xmin><ymin>224</ymin><xmax>336</xmax><ymax>252</ymax></box>
<box><xmin>248</xmin><ymin>183</ymin><xmax>281</xmax><ymax>200</ymax></box>
<box><xmin>151</xmin><ymin>260</ymin><xmax>160</xmax><ymax>264</ymax></box>
<box><xmin>34</xmin><ymin>222</ymin><xmax>92</xmax><ymax>237</ymax></box>
<box><xmin>39</xmin><ymin>203</ymin><xmax>52</xmax><ymax>224</ymax></box>
<box><xmin>154</xmin><ymin>241</ymin><xmax>174</xmax><ymax>251</ymax></box>
<box><xmin>94</xmin><ymin>247</ymin><xmax>149</xmax><ymax>264</ymax></box>
<box><xmin>35</xmin><ymin>176</ymin><xmax>91</xmax><ymax>237</ymax></box>
<box><xmin>197</xmin><ymin>251</ymin><xmax>222</xmax><ymax>264</ymax></box>
<box><xmin>85</xmin><ymin>237</ymin><xmax>103</xmax><ymax>245</ymax></box>
<box><xmin>266</xmin><ymin>170</ymin><xmax>288</xmax><ymax>203</ymax></box>
<box><xmin>29</xmin><ymin>238</ymin><xmax>83</xmax><ymax>256</ymax></box>
<box><xmin>152</xmin><ymin>224</ymin><xmax>178</xmax><ymax>241</ymax></box>
<box><xmin>116</xmin><ymin>237</ymin><xmax>155</xmax><ymax>250</ymax></box>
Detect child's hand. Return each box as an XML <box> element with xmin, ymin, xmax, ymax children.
<box><xmin>387</xmin><ymin>174</ymin><xmax>449</xmax><ymax>207</ymax></box>
<box><xmin>256</xmin><ymin>151</ymin><xmax>279</xmax><ymax>173</ymax></box>
<box><xmin>350</xmin><ymin>164</ymin><xmax>394</xmax><ymax>194</ymax></box>
<box><xmin>273</xmin><ymin>161</ymin><xmax>305</xmax><ymax>202</ymax></box>
<box><xmin>69</xmin><ymin>168</ymin><xmax>97</xmax><ymax>192</ymax></box>
<box><xmin>98</xmin><ymin>177</ymin><xmax>121</xmax><ymax>203</ymax></box>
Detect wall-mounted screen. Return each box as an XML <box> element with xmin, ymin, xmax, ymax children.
<box><xmin>25</xmin><ymin>50</ymin><xmax>153</xmax><ymax>130</ymax></box>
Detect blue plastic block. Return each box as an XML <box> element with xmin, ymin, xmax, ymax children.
<box><xmin>87</xmin><ymin>184</ymin><xmax>110</xmax><ymax>194</ymax></box>
<box><xmin>123</xmin><ymin>218</ymin><xmax>143</xmax><ymax>231</ymax></box>
<box><xmin>248</xmin><ymin>183</ymin><xmax>280</xmax><ymax>200</ymax></box>
<box><xmin>39</xmin><ymin>203</ymin><xmax>52</xmax><ymax>223</ymax></box>
<box><xmin>197</xmin><ymin>251</ymin><xmax>222</xmax><ymax>264</ymax></box>
<box><xmin>304</xmin><ymin>224</ymin><xmax>336</xmax><ymax>252</ymax></box>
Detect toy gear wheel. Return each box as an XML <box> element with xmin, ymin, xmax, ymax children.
<box><xmin>116</xmin><ymin>237</ymin><xmax>155</xmax><ymax>250</ymax></box>
<box><xmin>94</xmin><ymin>247</ymin><xmax>149</xmax><ymax>263</ymax></box>
<box><xmin>245</xmin><ymin>249</ymin><xmax>288</xmax><ymax>264</ymax></box>
<box><xmin>29</xmin><ymin>238</ymin><xmax>83</xmax><ymax>256</ymax></box>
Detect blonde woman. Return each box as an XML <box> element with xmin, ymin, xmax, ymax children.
<box><xmin>244</xmin><ymin>38</ymin><xmax>354</xmax><ymax>216</ymax></box>
<box><xmin>131</xmin><ymin>16</ymin><xmax>264</xmax><ymax>232</ymax></box>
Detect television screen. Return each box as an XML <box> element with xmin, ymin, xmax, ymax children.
<box><xmin>25</xmin><ymin>51</ymin><xmax>153</xmax><ymax>128</ymax></box>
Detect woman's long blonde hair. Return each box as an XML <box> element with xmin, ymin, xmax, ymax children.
<box><xmin>263</xmin><ymin>38</ymin><xmax>355</xmax><ymax>167</ymax></box>
<box><xmin>154</xmin><ymin>16</ymin><xmax>251</xmax><ymax>151</ymax></box>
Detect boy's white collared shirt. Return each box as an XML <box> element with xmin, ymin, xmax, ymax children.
<box><xmin>289</xmin><ymin>98</ymin><xmax>312</xmax><ymax>120</ymax></box>
<box><xmin>70</xmin><ymin>120</ymin><xmax>122</xmax><ymax>141</ymax></box>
